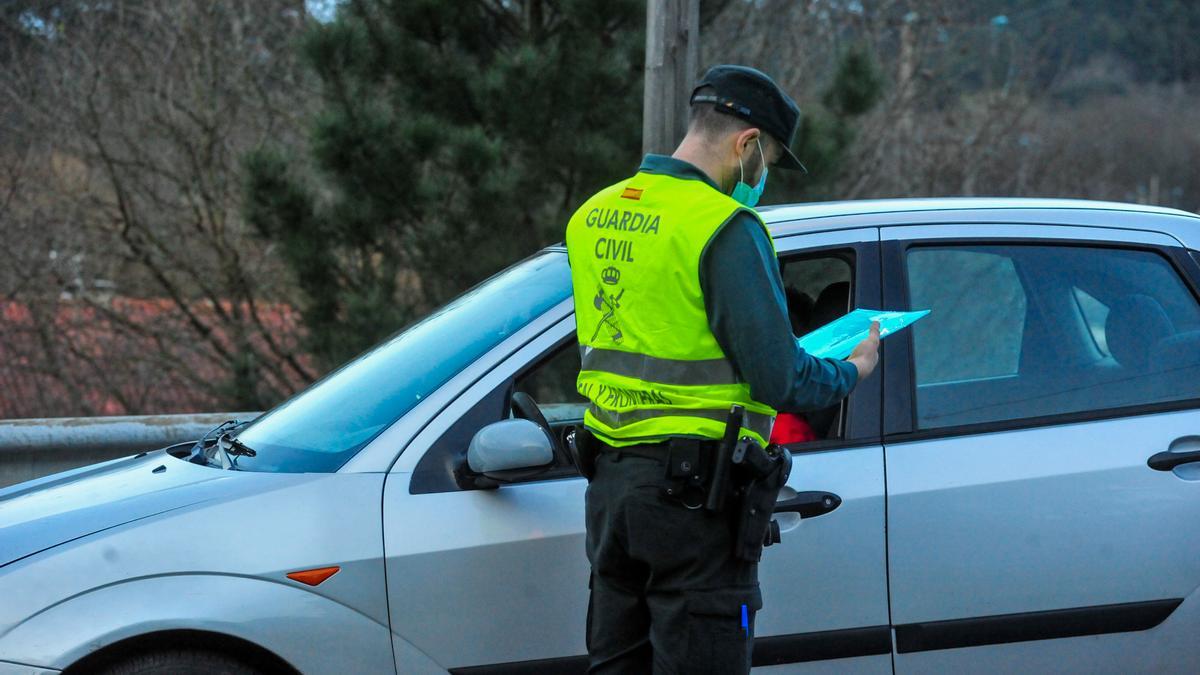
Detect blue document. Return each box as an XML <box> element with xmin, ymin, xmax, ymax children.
<box><xmin>797</xmin><ymin>308</ymin><xmax>931</xmax><ymax>360</ymax></box>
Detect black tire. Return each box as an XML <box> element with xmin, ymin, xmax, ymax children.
<box><xmin>98</xmin><ymin>649</ymin><xmax>263</xmax><ymax>675</ymax></box>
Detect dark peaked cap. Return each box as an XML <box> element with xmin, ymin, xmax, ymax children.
<box><xmin>690</xmin><ymin>65</ymin><xmax>807</xmax><ymax>172</ymax></box>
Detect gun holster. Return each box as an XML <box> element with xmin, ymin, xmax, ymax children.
<box><xmin>732</xmin><ymin>440</ymin><xmax>793</xmax><ymax>562</ymax></box>
<box><xmin>568</xmin><ymin>427</ymin><xmax>599</xmax><ymax>482</ymax></box>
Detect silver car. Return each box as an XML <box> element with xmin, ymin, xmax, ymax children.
<box><xmin>4</xmin><ymin>198</ymin><xmax>1200</xmax><ymax>675</ymax></box>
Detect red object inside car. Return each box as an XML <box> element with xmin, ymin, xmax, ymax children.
<box><xmin>770</xmin><ymin>412</ymin><xmax>817</xmax><ymax>444</ymax></box>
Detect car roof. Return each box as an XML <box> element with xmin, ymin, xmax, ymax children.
<box><xmin>549</xmin><ymin>197</ymin><xmax>1200</xmax><ymax>252</ymax></box>
<box><xmin>759</xmin><ymin>197</ymin><xmax>1197</xmax><ymax>222</ymax></box>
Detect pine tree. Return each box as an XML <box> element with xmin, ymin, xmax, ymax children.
<box><xmin>773</xmin><ymin>45</ymin><xmax>883</xmax><ymax>203</ymax></box>
<box><xmin>243</xmin><ymin>0</ymin><xmax>644</xmax><ymax>369</ymax></box>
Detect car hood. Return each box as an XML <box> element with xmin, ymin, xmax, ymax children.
<box><xmin>0</xmin><ymin>449</ymin><xmax>234</xmax><ymax>569</ymax></box>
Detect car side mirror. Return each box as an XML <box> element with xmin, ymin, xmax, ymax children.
<box><xmin>463</xmin><ymin>419</ymin><xmax>555</xmax><ymax>489</ymax></box>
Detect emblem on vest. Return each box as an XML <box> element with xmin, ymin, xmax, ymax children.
<box><xmin>591</xmin><ymin>284</ymin><xmax>625</xmax><ymax>344</ymax></box>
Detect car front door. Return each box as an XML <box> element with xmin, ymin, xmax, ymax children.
<box><xmin>881</xmin><ymin>222</ymin><xmax>1200</xmax><ymax>673</ymax></box>
<box><xmin>380</xmin><ymin>227</ymin><xmax>891</xmax><ymax>673</ymax></box>
<box><xmin>750</xmin><ymin>227</ymin><xmax>892</xmax><ymax>674</ymax></box>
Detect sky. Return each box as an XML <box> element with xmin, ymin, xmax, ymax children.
<box><xmin>305</xmin><ymin>0</ymin><xmax>340</xmax><ymax>23</ymax></box>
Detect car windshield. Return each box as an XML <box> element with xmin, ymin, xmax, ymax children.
<box><xmin>228</xmin><ymin>250</ymin><xmax>571</xmax><ymax>473</ymax></box>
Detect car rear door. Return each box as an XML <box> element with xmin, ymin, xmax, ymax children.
<box><xmin>880</xmin><ymin>221</ymin><xmax>1200</xmax><ymax>673</ymax></box>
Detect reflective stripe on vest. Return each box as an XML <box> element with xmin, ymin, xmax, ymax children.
<box><xmin>586</xmin><ymin>404</ymin><xmax>774</xmax><ymax>443</ymax></box>
<box><xmin>580</xmin><ymin>345</ymin><xmax>738</xmax><ymax>387</ymax></box>
<box><xmin>565</xmin><ymin>170</ymin><xmax>779</xmax><ymax>448</ymax></box>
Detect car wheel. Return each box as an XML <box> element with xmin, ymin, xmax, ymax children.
<box><xmin>98</xmin><ymin>649</ymin><xmax>263</xmax><ymax>675</ymax></box>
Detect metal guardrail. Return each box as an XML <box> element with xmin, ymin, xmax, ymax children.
<box><xmin>0</xmin><ymin>412</ymin><xmax>261</xmax><ymax>490</ymax></box>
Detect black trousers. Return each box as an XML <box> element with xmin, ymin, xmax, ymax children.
<box><xmin>585</xmin><ymin>449</ymin><xmax>761</xmax><ymax>674</ymax></box>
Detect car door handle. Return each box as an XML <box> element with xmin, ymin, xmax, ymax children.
<box><xmin>1148</xmin><ymin>436</ymin><xmax>1200</xmax><ymax>471</ymax></box>
<box><xmin>773</xmin><ymin>491</ymin><xmax>841</xmax><ymax>518</ymax></box>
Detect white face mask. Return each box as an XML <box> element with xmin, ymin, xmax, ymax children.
<box><xmin>731</xmin><ymin>137</ymin><xmax>767</xmax><ymax>207</ymax></box>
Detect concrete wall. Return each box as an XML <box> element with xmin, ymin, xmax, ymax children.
<box><xmin>0</xmin><ymin>413</ymin><xmax>260</xmax><ymax>489</ymax></box>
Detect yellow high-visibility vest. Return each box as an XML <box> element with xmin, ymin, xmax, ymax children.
<box><xmin>565</xmin><ymin>170</ymin><xmax>777</xmax><ymax>447</ymax></box>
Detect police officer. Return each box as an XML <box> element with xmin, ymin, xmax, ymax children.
<box><xmin>565</xmin><ymin>65</ymin><xmax>881</xmax><ymax>673</ymax></box>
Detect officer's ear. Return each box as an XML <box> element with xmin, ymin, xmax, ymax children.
<box><xmin>732</xmin><ymin>127</ymin><xmax>762</xmax><ymax>160</ymax></box>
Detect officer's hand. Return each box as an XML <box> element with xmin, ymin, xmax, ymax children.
<box><xmin>847</xmin><ymin>321</ymin><xmax>881</xmax><ymax>381</ymax></box>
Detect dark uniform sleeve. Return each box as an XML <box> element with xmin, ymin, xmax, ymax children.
<box><xmin>699</xmin><ymin>213</ymin><xmax>859</xmax><ymax>413</ymax></box>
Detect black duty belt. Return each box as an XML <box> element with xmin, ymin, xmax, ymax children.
<box><xmin>596</xmin><ymin>437</ymin><xmax>719</xmax><ymax>463</ymax></box>
<box><xmin>583</xmin><ymin>407</ymin><xmax>796</xmax><ymax>562</ymax></box>
<box><xmin>597</xmin><ymin>437</ymin><xmax>721</xmax><ymax>509</ymax></box>
<box><xmin>595</xmin><ymin>440</ymin><xmax>664</xmax><ymax>462</ymax></box>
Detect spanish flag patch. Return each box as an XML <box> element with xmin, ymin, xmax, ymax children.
<box><xmin>620</xmin><ymin>187</ymin><xmax>644</xmax><ymax>200</ymax></box>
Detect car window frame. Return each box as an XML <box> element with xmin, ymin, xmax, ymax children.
<box><xmin>407</xmin><ymin>328</ymin><xmax>588</xmax><ymax>494</ymax></box>
<box><xmin>770</xmin><ymin>234</ymin><xmax>882</xmax><ymax>451</ymax></box>
<box><xmin>399</xmin><ymin>228</ymin><xmax>885</xmax><ymax>492</ymax></box>
<box><xmin>881</xmin><ymin>226</ymin><xmax>1200</xmax><ymax>442</ymax></box>
<box><xmin>341</xmin><ymin>287</ymin><xmax>576</xmax><ymax>475</ymax></box>
<box><xmin>396</xmin><ymin>313</ymin><xmax>578</xmax><ymax>490</ymax></box>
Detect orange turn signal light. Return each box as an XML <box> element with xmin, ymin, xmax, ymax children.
<box><xmin>286</xmin><ymin>566</ymin><xmax>340</xmax><ymax>586</ymax></box>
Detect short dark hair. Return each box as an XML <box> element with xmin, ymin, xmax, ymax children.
<box><xmin>688</xmin><ymin>86</ymin><xmax>752</xmax><ymax>139</ymax></box>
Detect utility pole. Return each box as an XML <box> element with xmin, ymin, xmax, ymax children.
<box><xmin>643</xmin><ymin>0</ymin><xmax>700</xmax><ymax>156</ymax></box>
<box><xmin>894</xmin><ymin>11</ymin><xmax>917</xmax><ymax>184</ymax></box>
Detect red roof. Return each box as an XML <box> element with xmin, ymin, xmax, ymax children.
<box><xmin>0</xmin><ymin>297</ymin><xmax>312</xmax><ymax>419</ymax></box>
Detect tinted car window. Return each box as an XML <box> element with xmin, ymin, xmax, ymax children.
<box><xmin>1073</xmin><ymin>287</ymin><xmax>1110</xmax><ymax>355</ymax></box>
<box><xmin>233</xmin><ymin>251</ymin><xmax>571</xmax><ymax>473</ymax></box>
<box><xmin>908</xmin><ymin>248</ymin><xmax>1026</xmax><ymax>384</ymax></box>
<box><xmin>907</xmin><ymin>244</ymin><xmax>1200</xmax><ymax>430</ymax></box>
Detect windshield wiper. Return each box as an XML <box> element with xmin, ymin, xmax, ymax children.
<box><xmin>219</xmin><ymin>433</ymin><xmax>257</xmax><ymax>457</ymax></box>
<box><xmin>188</xmin><ymin>419</ymin><xmax>252</xmax><ymax>469</ymax></box>
<box><xmin>216</xmin><ymin>432</ymin><xmax>256</xmax><ymax>470</ymax></box>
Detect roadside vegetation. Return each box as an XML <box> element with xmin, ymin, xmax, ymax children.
<box><xmin>2</xmin><ymin>0</ymin><xmax>1198</xmax><ymax>417</ymax></box>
